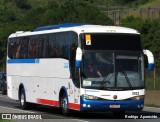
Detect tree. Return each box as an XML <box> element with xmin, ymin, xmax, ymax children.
<box><xmin>14</xmin><ymin>0</ymin><xmax>31</xmax><ymax>10</ymax></box>
<box><xmin>122</xmin><ymin>17</ymin><xmax>160</xmax><ymax>67</ymax></box>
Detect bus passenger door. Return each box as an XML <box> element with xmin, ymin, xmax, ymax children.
<box><xmin>68</xmin><ymin>79</ymin><xmax>80</xmax><ymax>111</ymax></box>
<box><xmin>73</xmin><ymin>68</ymin><xmax>81</xmax><ymax>111</ymax></box>
<box><xmin>74</xmin><ymin>86</ymin><xmax>80</xmax><ymax>111</ymax></box>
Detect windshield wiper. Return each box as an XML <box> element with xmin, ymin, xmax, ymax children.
<box><xmin>121</xmin><ymin>70</ymin><xmax>133</xmax><ymax>90</ymax></box>
<box><xmin>117</xmin><ymin>60</ymin><xmax>133</xmax><ymax>90</ymax></box>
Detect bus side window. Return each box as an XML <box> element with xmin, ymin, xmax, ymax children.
<box><xmin>43</xmin><ymin>36</ymin><xmax>49</xmax><ymax>58</ymax></box>
<box><xmin>20</xmin><ymin>37</ymin><xmax>29</xmax><ymax>58</ymax></box>
<box><xmin>15</xmin><ymin>38</ymin><xmax>21</xmax><ymax>59</ymax></box>
<box><xmin>48</xmin><ymin>33</ymin><xmax>55</xmax><ymax>58</ymax></box>
<box><xmin>8</xmin><ymin>38</ymin><xmax>16</xmax><ymax>59</ymax></box>
<box><xmin>38</xmin><ymin>35</ymin><xmax>49</xmax><ymax>58</ymax></box>
<box><xmin>29</xmin><ymin>35</ymin><xmax>40</xmax><ymax>58</ymax></box>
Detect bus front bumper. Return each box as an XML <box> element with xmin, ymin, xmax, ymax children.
<box><xmin>80</xmin><ymin>97</ymin><xmax>144</xmax><ymax>112</ymax></box>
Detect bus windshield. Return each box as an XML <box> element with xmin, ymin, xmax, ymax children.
<box><xmin>81</xmin><ymin>52</ymin><xmax>144</xmax><ymax>90</ymax></box>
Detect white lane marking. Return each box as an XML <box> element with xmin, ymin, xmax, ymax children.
<box><xmin>71</xmin><ymin>119</ymin><xmax>89</xmax><ymax>122</ymax></box>
<box><xmin>144</xmin><ymin>106</ymin><xmax>160</xmax><ymax>110</ymax></box>
<box><xmin>0</xmin><ymin>105</ymin><xmax>35</xmax><ymax>113</ymax></box>
<box><xmin>0</xmin><ymin>95</ymin><xmax>8</xmax><ymax>98</ymax></box>
<box><xmin>0</xmin><ymin>106</ymin><xmax>65</xmax><ymax>119</ymax></box>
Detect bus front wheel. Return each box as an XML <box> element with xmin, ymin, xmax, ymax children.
<box><xmin>19</xmin><ymin>89</ymin><xmax>28</xmax><ymax>109</ymax></box>
<box><xmin>60</xmin><ymin>93</ymin><xmax>70</xmax><ymax>116</ymax></box>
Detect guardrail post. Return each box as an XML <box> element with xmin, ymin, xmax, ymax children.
<box><xmin>154</xmin><ymin>68</ymin><xmax>156</xmax><ymax>90</ymax></box>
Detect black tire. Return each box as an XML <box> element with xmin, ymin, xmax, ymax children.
<box><xmin>1</xmin><ymin>85</ymin><xmax>6</xmax><ymax>95</ymax></box>
<box><xmin>60</xmin><ymin>93</ymin><xmax>70</xmax><ymax>116</ymax></box>
<box><xmin>19</xmin><ymin>89</ymin><xmax>28</xmax><ymax>109</ymax></box>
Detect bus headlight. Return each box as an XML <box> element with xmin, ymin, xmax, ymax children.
<box><xmin>82</xmin><ymin>94</ymin><xmax>98</xmax><ymax>100</ymax></box>
<box><xmin>131</xmin><ymin>96</ymin><xmax>144</xmax><ymax>100</ymax></box>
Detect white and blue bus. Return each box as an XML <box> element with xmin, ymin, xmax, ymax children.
<box><xmin>7</xmin><ymin>23</ymin><xmax>154</xmax><ymax>115</ymax></box>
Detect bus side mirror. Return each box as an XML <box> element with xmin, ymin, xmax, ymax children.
<box><xmin>143</xmin><ymin>49</ymin><xmax>154</xmax><ymax>71</ymax></box>
<box><xmin>75</xmin><ymin>47</ymin><xmax>82</xmax><ymax>68</ymax></box>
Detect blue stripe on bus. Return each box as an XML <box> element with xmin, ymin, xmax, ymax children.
<box><xmin>148</xmin><ymin>63</ymin><xmax>154</xmax><ymax>71</ymax></box>
<box><xmin>7</xmin><ymin>59</ymin><xmax>39</xmax><ymax>64</ymax></box>
<box><xmin>80</xmin><ymin>97</ymin><xmax>144</xmax><ymax>111</ymax></box>
<box><xmin>75</xmin><ymin>60</ymin><xmax>81</xmax><ymax>67</ymax></box>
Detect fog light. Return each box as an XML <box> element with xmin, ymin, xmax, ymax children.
<box><xmin>87</xmin><ymin>105</ymin><xmax>91</xmax><ymax>108</ymax></box>
<box><xmin>131</xmin><ymin>96</ymin><xmax>144</xmax><ymax>100</ymax></box>
<box><xmin>83</xmin><ymin>104</ymin><xmax>86</xmax><ymax>107</ymax></box>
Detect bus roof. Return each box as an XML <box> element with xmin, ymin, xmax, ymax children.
<box><xmin>34</xmin><ymin>23</ymin><xmax>89</xmax><ymax>31</ymax></box>
<box><xmin>9</xmin><ymin>23</ymin><xmax>139</xmax><ymax>38</ymax></box>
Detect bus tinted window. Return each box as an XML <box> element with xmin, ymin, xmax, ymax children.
<box><xmin>8</xmin><ymin>31</ymin><xmax>78</xmax><ymax>59</ymax></box>
<box><xmin>81</xmin><ymin>33</ymin><xmax>142</xmax><ymax>51</ymax></box>
<box><xmin>8</xmin><ymin>38</ymin><xmax>17</xmax><ymax>59</ymax></box>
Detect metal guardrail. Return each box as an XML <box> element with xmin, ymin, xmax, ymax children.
<box><xmin>145</xmin><ymin>68</ymin><xmax>160</xmax><ymax>90</ymax></box>
<box><xmin>140</xmin><ymin>8</ymin><xmax>160</xmax><ymax>19</ymax></box>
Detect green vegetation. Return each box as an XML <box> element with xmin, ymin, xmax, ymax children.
<box><xmin>146</xmin><ymin>77</ymin><xmax>160</xmax><ymax>90</ymax></box>
<box><xmin>139</xmin><ymin>0</ymin><xmax>160</xmax><ymax>8</ymax></box>
<box><xmin>0</xmin><ymin>119</ymin><xmax>13</xmax><ymax>122</ymax></box>
<box><xmin>128</xmin><ymin>0</ymin><xmax>160</xmax><ymax>18</ymax></box>
<box><xmin>92</xmin><ymin>0</ymin><xmax>149</xmax><ymax>7</ymax></box>
<box><xmin>145</xmin><ymin>104</ymin><xmax>160</xmax><ymax>108</ymax></box>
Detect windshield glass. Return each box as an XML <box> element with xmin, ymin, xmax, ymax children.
<box><xmin>81</xmin><ymin>52</ymin><xmax>144</xmax><ymax>90</ymax></box>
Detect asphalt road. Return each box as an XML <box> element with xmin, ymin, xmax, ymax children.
<box><xmin>0</xmin><ymin>93</ymin><xmax>160</xmax><ymax>122</ymax></box>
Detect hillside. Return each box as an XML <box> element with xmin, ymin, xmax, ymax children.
<box><xmin>141</xmin><ymin>0</ymin><xmax>160</xmax><ymax>8</ymax></box>
<box><xmin>129</xmin><ymin>0</ymin><xmax>160</xmax><ymax>18</ymax></box>
<box><xmin>96</xmin><ymin>0</ymin><xmax>160</xmax><ymax>20</ymax></box>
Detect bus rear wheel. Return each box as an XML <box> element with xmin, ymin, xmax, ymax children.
<box><xmin>60</xmin><ymin>93</ymin><xmax>70</xmax><ymax>116</ymax></box>
<box><xmin>19</xmin><ymin>89</ymin><xmax>28</xmax><ymax>109</ymax></box>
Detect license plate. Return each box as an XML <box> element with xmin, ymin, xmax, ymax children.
<box><xmin>109</xmin><ymin>105</ymin><xmax>120</xmax><ymax>108</ymax></box>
